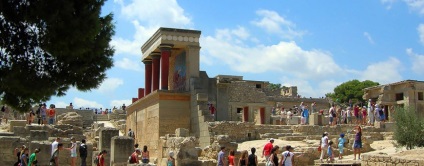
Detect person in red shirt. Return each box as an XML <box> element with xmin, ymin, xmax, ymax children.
<box><xmin>228</xmin><ymin>150</ymin><xmax>235</xmax><ymax>166</ymax></box>
<box><xmin>353</xmin><ymin>105</ymin><xmax>360</xmax><ymax>125</ymax></box>
<box><xmin>98</xmin><ymin>150</ymin><xmax>107</xmax><ymax>166</ymax></box>
<box><xmin>129</xmin><ymin>148</ymin><xmax>141</xmax><ymax>164</ymax></box>
<box><xmin>262</xmin><ymin>138</ymin><xmax>274</xmax><ymax>160</ymax></box>
<box><xmin>48</xmin><ymin>107</ymin><xmax>56</xmax><ymax>125</ymax></box>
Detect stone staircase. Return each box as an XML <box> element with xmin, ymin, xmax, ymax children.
<box><xmin>256</xmin><ymin>125</ymin><xmax>297</xmax><ymax>139</ymax></box>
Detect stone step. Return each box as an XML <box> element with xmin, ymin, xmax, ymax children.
<box><xmin>280</xmin><ymin>135</ymin><xmax>308</xmax><ymax>141</ymax></box>
<box><xmin>257</xmin><ymin>128</ymin><xmax>293</xmax><ymax>134</ymax></box>
<box><xmin>314</xmin><ymin>159</ymin><xmax>361</xmax><ymax>166</ymax></box>
<box><xmin>260</xmin><ymin>132</ymin><xmax>302</xmax><ymax>139</ymax></box>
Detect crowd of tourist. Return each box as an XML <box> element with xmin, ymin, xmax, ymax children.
<box><xmin>319</xmin><ymin>126</ymin><xmax>363</xmax><ymax>163</ymax></box>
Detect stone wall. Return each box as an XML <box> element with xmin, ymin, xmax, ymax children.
<box><xmin>361</xmin><ymin>152</ymin><xmax>424</xmax><ymax>166</ymax></box>
<box><xmin>56</xmin><ymin>108</ymin><xmax>94</xmax><ymax>128</ymax></box>
<box><xmin>207</xmin><ymin>121</ymin><xmax>257</xmax><ymax>143</ymax></box>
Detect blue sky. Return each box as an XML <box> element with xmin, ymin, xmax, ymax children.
<box><xmin>49</xmin><ymin>0</ymin><xmax>424</xmax><ymax>109</ymax></box>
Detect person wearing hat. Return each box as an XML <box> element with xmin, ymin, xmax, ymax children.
<box><xmin>337</xmin><ymin>133</ymin><xmax>346</xmax><ymax>159</ymax></box>
<box><xmin>129</xmin><ymin>148</ymin><xmax>141</xmax><ymax>164</ymax></box>
<box><xmin>280</xmin><ymin>145</ymin><xmax>295</xmax><ymax>166</ymax></box>
<box><xmin>66</xmin><ymin>137</ymin><xmax>77</xmax><ymax>166</ymax></box>
<box><xmin>262</xmin><ymin>138</ymin><xmax>274</xmax><ymax>160</ymax></box>
<box><xmin>28</xmin><ymin>148</ymin><xmax>40</xmax><ymax>166</ymax></box>
<box><xmin>167</xmin><ymin>151</ymin><xmax>175</xmax><ymax>166</ymax></box>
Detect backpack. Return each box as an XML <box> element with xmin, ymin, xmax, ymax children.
<box><xmin>1</xmin><ymin>106</ymin><xmax>5</xmax><ymax>112</ymax></box>
<box><xmin>94</xmin><ymin>155</ymin><xmax>100</xmax><ymax>165</ymax></box>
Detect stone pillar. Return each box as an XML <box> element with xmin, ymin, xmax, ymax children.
<box><xmin>138</xmin><ymin>88</ymin><xmax>145</xmax><ymax>99</ymax></box>
<box><xmin>159</xmin><ymin>44</ymin><xmax>173</xmax><ymax>90</ymax></box>
<box><xmin>151</xmin><ymin>52</ymin><xmax>161</xmax><ymax>92</ymax></box>
<box><xmin>111</xmin><ymin>136</ymin><xmax>134</xmax><ymax>166</ymax></box>
<box><xmin>143</xmin><ymin>59</ymin><xmax>152</xmax><ymax>96</ymax></box>
<box><xmin>99</xmin><ymin>128</ymin><xmax>119</xmax><ymax>166</ymax></box>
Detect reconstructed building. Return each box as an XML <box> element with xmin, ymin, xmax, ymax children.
<box><xmin>125</xmin><ymin>27</ymin><xmax>329</xmax><ymax>165</ymax></box>
<box><xmin>363</xmin><ymin>80</ymin><xmax>424</xmax><ymax>119</ymax></box>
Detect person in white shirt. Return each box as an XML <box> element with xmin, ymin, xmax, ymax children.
<box><xmin>286</xmin><ymin>109</ymin><xmax>293</xmax><ymax>125</ymax></box>
<box><xmin>280</xmin><ymin>109</ymin><xmax>286</xmax><ymax>125</ymax></box>
<box><xmin>320</xmin><ymin>132</ymin><xmax>329</xmax><ymax>162</ymax></box>
<box><xmin>51</xmin><ymin>137</ymin><xmax>60</xmax><ymax>156</ymax></box>
<box><xmin>346</xmin><ymin>107</ymin><xmax>352</xmax><ymax>124</ymax></box>
<box><xmin>67</xmin><ymin>137</ymin><xmax>77</xmax><ymax>166</ymax></box>
<box><xmin>280</xmin><ymin>145</ymin><xmax>295</xmax><ymax>166</ymax></box>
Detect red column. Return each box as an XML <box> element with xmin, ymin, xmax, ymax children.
<box><xmin>138</xmin><ymin>88</ymin><xmax>145</xmax><ymax>99</ymax></box>
<box><xmin>132</xmin><ymin>98</ymin><xmax>138</xmax><ymax>103</ymax></box>
<box><xmin>159</xmin><ymin>44</ymin><xmax>173</xmax><ymax>90</ymax></box>
<box><xmin>143</xmin><ymin>59</ymin><xmax>152</xmax><ymax>96</ymax></box>
<box><xmin>151</xmin><ymin>52</ymin><xmax>161</xmax><ymax>92</ymax></box>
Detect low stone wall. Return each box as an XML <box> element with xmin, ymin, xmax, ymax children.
<box><xmin>208</xmin><ymin>121</ymin><xmax>257</xmax><ymax>142</ymax></box>
<box><xmin>361</xmin><ymin>153</ymin><xmax>424</xmax><ymax>166</ymax></box>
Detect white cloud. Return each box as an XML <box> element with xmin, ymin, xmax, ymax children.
<box><xmin>406</xmin><ymin>48</ymin><xmax>424</xmax><ymax>75</ymax></box>
<box><xmin>231</xmin><ymin>26</ymin><xmax>250</xmax><ymax>40</ymax></box>
<box><xmin>381</xmin><ymin>0</ymin><xmax>397</xmax><ymax>9</ymax></box>
<box><xmin>280</xmin><ymin>77</ymin><xmax>340</xmax><ymax>98</ymax></box>
<box><xmin>202</xmin><ymin>32</ymin><xmax>343</xmax><ymax>80</ymax></box>
<box><xmin>404</xmin><ymin>0</ymin><xmax>424</xmax><ymax>15</ymax></box>
<box><xmin>111</xmin><ymin>0</ymin><xmax>192</xmax><ymax>56</ymax></box>
<box><xmin>115</xmin><ymin>57</ymin><xmax>143</xmax><ymax>71</ymax></box>
<box><xmin>363</xmin><ymin>32</ymin><xmax>375</xmax><ymax>44</ymax></box>
<box><xmin>251</xmin><ymin>10</ymin><xmax>304</xmax><ymax>39</ymax></box>
<box><xmin>73</xmin><ymin>97</ymin><xmax>104</xmax><ymax>108</ymax></box>
<box><xmin>360</xmin><ymin>57</ymin><xmax>403</xmax><ymax>84</ymax></box>
<box><xmin>417</xmin><ymin>24</ymin><xmax>424</xmax><ymax>45</ymax></box>
<box><xmin>96</xmin><ymin>78</ymin><xmax>124</xmax><ymax>93</ymax></box>
<box><xmin>110</xmin><ymin>99</ymin><xmax>132</xmax><ymax>108</ymax></box>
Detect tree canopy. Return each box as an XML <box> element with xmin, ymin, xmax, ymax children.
<box><xmin>0</xmin><ymin>0</ymin><xmax>115</xmax><ymax>112</ymax></box>
<box><xmin>326</xmin><ymin>80</ymin><xmax>379</xmax><ymax>104</ymax></box>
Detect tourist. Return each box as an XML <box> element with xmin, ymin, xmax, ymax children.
<box><xmin>368</xmin><ymin>103</ymin><xmax>375</xmax><ymax>126</ymax></box>
<box><xmin>28</xmin><ymin>148</ymin><xmax>40</xmax><ymax>166</ymax></box>
<box><xmin>3</xmin><ymin>105</ymin><xmax>10</xmax><ymax>124</ymax></box>
<box><xmin>248</xmin><ymin>147</ymin><xmax>258</xmax><ymax>166</ymax></box>
<box><xmin>286</xmin><ymin>109</ymin><xmax>292</xmax><ymax>125</ymax></box>
<box><xmin>97</xmin><ymin>150</ymin><xmax>107</xmax><ymax>166</ymax></box>
<box><xmin>41</xmin><ymin>103</ymin><xmax>47</xmax><ymax>125</ymax></box>
<box><xmin>268</xmin><ymin>146</ymin><xmax>279</xmax><ymax>166</ymax></box>
<box><xmin>20</xmin><ymin>147</ymin><xmax>29</xmax><ymax>166</ymax></box>
<box><xmin>311</xmin><ymin>102</ymin><xmax>316</xmax><ymax>114</ymax></box>
<box><xmin>217</xmin><ymin>146</ymin><xmax>225</xmax><ymax>166</ymax></box>
<box><xmin>128</xmin><ymin>128</ymin><xmax>135</xmax><ymax>139</ymax></box>
<box><xmin>27</xmin><ymin>109</ymin><xmax>35</xmax><ymax>125</ymax></box>
<box><xmin>337</xmin><ymin>133</ymin><xmax>346</xmax><ymax>159</ymax></box>
<box><xmin>354</xmin><ymin>105</ymin><xmax>360</xmax><ymax>125</ymax></box>
<box><xmin>378</xmin><ymin>105</ymin><xmax>385</xmax><ymax>123</ymax></box>
<box><xmin>341</xmin><ymin>108</ymin><xmax>347</xmax><ymax>124</ymax></box>
<box><xmin>50</xmin><ymin>143</ymin><xmax>64</xmax><ymax>166</ymax></box>
<box><xmin>262</xmin><ymin>138</ymin><xmax>274</xmax><ymax>160</ymax></box>
<box><xmin>167</xmin><ymin>151</ymin><xmax>175</xmax><ymax>166</ymax></box>
<box><xmin>79</xmin><ymin>139</ymin><xmax>88</xmax><ymax>166</ymax></box>
<box><xmin>302</xmin><ymin>105</ymin><xmax>309</xmax><ymax>125</ymax></box>
<box><xmin>271</xmin><ymin>107</ymin><xmax>276</xmax><ymax>116</ymax></box>
<box><xmin>141</xmin><ymin>145</ymin><xmax>150</xmax><ymax>164</ymax></box>
<box><xmin>66</xmin><ymin>137</ymin><xmax>77</xmax><ymax>166</ymax></box>
<box><xmin>362</xmin><ymin>106</ymin><xmax>368</xmax><ymax>125</ymax></box>
<box><xmin>129</xmin><ymin>148</ymin><xmax>141</xmax><ymax>164</ymax></box>
<box><xmin>319</xmin><ymin>132</ymin><xmax>329</xmax><ymax>162</ymax></box>
<box><xmin>122</xmin><ymin>103</ymin><xmax>126</xmax><ymax>110</ymax></box>
<box><xmin>134</xmin><ymin>143</ymin><xmax>139</xmax><ymax>150</ymax></box>
<box><xmin>352</xmin><ymin>126</ymin><xmax>362</xmax><ymax>160</ymax></box>
<box><xmin>239</xmin><ymin>150</ymin><xmax>249</xmax><ymax>166</ymax></box>
<box><xmin>346</xmin><ymin>107</ymin><xmax>352</xmax><ymax>124</ymax></box>
<box><xmin>47</xmin><ymin>105</ymin><xmax>56</xmax><ymax>125</ymax></box>
<box><xmin>228</xmin><ymin>150</ymin><xmax>235</xmax><ymax>166</ymax></box>
<box><xmin>280</xmin><ymin>145</ymin><xmax>295</xmax><ymax>166</ymax></box>
<box><xmin>327</xmin><ymin>141</ymin><xmax>334</xmax><ymax>163</ymax></box>
<box><xmin>329</xmin><ymin>105</ymin><xmax>336</xmax><ymax>126</ymax></box>
<box><xmin>336</xmin><ymin>108</ymin><xmax>342</xmax><ymax>124</ymax></box>
<box><xmin>14</xmin><ymin>145</ymin><xmax>26</xmax><ymax>166</ymax></box>
<box><xmin>279</xmin><ymin>108</ymin><xmax>285</xmax><ymax>125</ymax></box>
<box><xmin>51</xmin><ymin>137</ymin><xmax>60</xmax><ymax>156</ymax></box>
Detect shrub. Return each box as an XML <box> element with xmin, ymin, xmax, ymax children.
<box><xmin>393</xmin><ymin>106</ymin><xmax>424</xmax><ymax>149</ymax></box>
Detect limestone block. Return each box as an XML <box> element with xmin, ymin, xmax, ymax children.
<box><xmin>175</xmin><ymin>128</ymin><xmax>189</xmax><ymax>137</ymax></box>
<box><xmin>99</xmin><ymin>128</ymin><xmax>119</xmax><ymax>151</ymax></box>
<box><xmin>0</xmin><ymin>136</ymin><xmax>27</xmax><ymax>165</ymax></box>
<box><xmin>13</xmin><ymin>126</ymin><xmax>27</xmax><ymax>137</ymax></box>
<box><xmin>29</xmin><ymin>140</ymin><xmax>54</xmax><ymax>166</ymax></box>
<box><xmin>57</xmin><ymin>112</ymin><xmax>84</xmax><ymax>127</ymax></box>
<box><xmin>9</xmin><ymin>120</ymin><xmax>26</xmax><ymax>132</ymax></box>
<box><xmin>111</xmin><ymin>136</ymin><xmax>134</xmax><ymax>166</ymax></box>
<box><xmin>30</xmin><ymin>130</ymin><xmax>49</xmax><ymax>141</ymax></box>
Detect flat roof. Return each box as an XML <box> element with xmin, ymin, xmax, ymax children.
<box><xmin>363</xmin><ymin>80</ymin><xmax>424</xmax><ymax>91</ymax></box>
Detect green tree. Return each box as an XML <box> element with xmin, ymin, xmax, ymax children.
<box><xmin>267</xmin><ymin>83</ymin><xmax>282</xmax><ymax>90</ymax></box>
<box><xmin>0</xmin><ymin>0</ymin><xmax>115</xmax><ymax>112</ymax></box>
<box><xmin>326</xmin><ymin>80</ymin><xmax>379</xmax><ymax>104</ymax></box>
<box><xmin>393</xmin><ymin>106</ymin><xmax>424</xmax><ymax>149</ymax></box>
